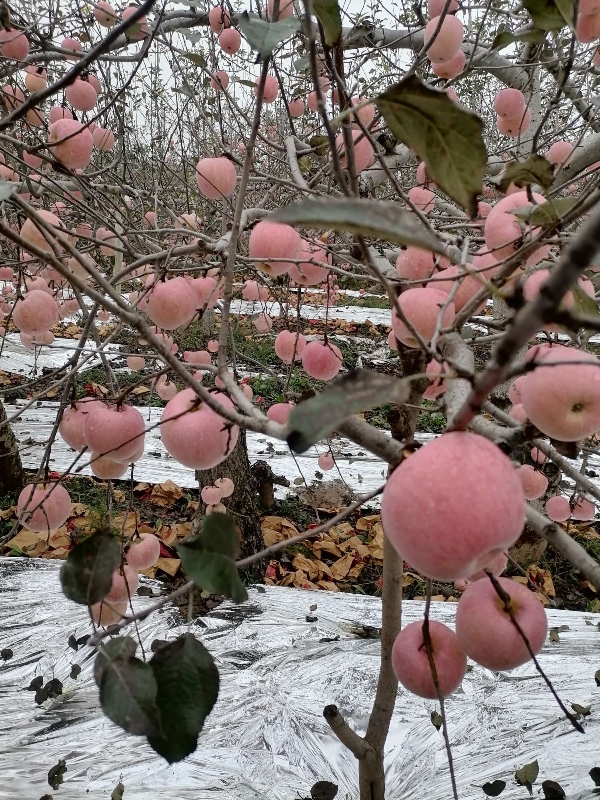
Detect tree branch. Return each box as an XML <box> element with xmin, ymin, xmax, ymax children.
<box><xmin>364</xmin><ymin>533</ymin><xmax>403</xmax><ymax>750</ymax></box>
<box><xmin>323</xmin><ymin>705</ymin><xmax>370</xmax><ymax>759</ymax></box>
<box><xmin>526</xmin><ymin>505</ymin><xmax>600</xmax><ymax>591</ymax></box>
<box><xmin>451</xmin><ymin>200</ymin><xmax>600</xmax><ymax>431</ymax></box>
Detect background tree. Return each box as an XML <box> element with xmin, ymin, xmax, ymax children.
<box><xmin>2</xmin><ymin>0</ymin><xmax>600</xmax><ymax>797</ymax></box>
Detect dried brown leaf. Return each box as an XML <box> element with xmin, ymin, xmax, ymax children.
<box><xmin>292</xmin><ymin>554</ymin><xmax>319</xmax><ymax>580</ymax></box>
<box><xmin>43</xmin><ymin>546</ymin><xmax>69</xmax><ymax>559</ymax></box>
<box><xmin>148</xmin><ymin>480</ymin><xmax>184</xmax><ymax>507</ymax></box>
<box><xmin>154</xmin><ymin>557</ymin><xmax>180</xmax><ymax>576</ymax></box>
<box><xmin>527</xmin><ymin>564</ymin><xmax>556</xmax><ymax>597</ymax></box>
<box><xmin>330</xmin><ymin>553</ymin><xmax>354</xmax><ymax>580</ymax></box>
<box><xmin>113</xmin><ymin>512</ymin><xmax>141</xmax><ymax>536</ymax></box>
<box><xmin>311</xmin><ymin>540</ymin><xmax>343</xmax><ymax>558</ymax></box>
<box><xmin>355</xmin><ymin>514</ymin><xmax>381</xmax><ymax>531</ymax></box>
<box><xmin>317</xmin><ymin>580</ymin><xmax>340</xmax><ymax>592</ymax></box>
<box><xmin>7</xmin><ymin>528</ymin><xmax>47</xmax><ymax>556</ymax></box>
<box><xmin>347</xmin><ymin>563</ymin><xmax>363</xmax><ymax>579</ymax></box>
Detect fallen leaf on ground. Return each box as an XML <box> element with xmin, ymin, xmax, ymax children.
<box><xmin>7</xmin><ymin>528</ymin><xmax>47</xmax><ymax>557</ymax></box>
<box><xmin>69</xmin><ymin>503</ymin><xmax>90</xmax><ymax>517</ymax></box>
<box><xmin>43</xmin><ymin>547</ymin><xmax>69</xmax><ymax>559</ymax></box>
<box><xmin>347</xmin><ymin>563</ymin><xmax>363</xmax><ymax>579</ymax></box>
<box><xmin>261</xmin><ymin>516</ymin><xmax>298</xmax><ymax>546</ymax></box>
<box><xmin>292</xmin><ymin>554</ymin><xmax>319</xmax><ymax>580</ymax></box>
<box><xmin>138</xmin><ymin>522</ymin><xmax>156</xmax><ymax>534</ymax></box>
<box><xmin>112</xmin><ymin>511</ymin><xmax>141</xmax><ymax>536</ymax></box>
<box><xmin>330</xmin><ymin>553</ymin><xmax>354</xmax><ymax>580</ymax></box>
<box><xmin>527</xmin><ymin>564</ymin><xmax>555</xmax><ymax>597</ymax></box>
<box><xmin>48</xmin><ymin>528</ymin><xmax>71</xmax><ymax>549</ymax></box>
<box><xmin>368</xmin><ymin>522</ymin><xmax>384</xmax><ymax>559</ymax></box>
<box><xmin>413</xmin><ymin>594</ymin><xmax>446</xmax><ymax>602</ymax></box>
<box><xmin>89</xmin><ymin>382</ymin><xmax>108</xmax><ymax>397</ymax></box>
<box><xmin>310</xmin><ymin>539</ymin><xmax>343</xmax><ymax>558</ymax></box>
<box><xmin>154</xmin><ymin>557</ymin><xmax>180</xmax><ymax>576</ymax></box>
<box><xmin>149</xmin><ymin>480</ymin><xmax>184</xmax><ymax>506</ymax></box>
<box><xmin>338</xmin><ymin>535</ymin><xmax>370</xmax><ymax>558</ymax></box>
<box><xmin>318</xmin><ymin>580</ymin><xmax>340</xmax><ymax>592</ymax></box>
<box><xmin>315</xmin><ymin>560</ymin><xmax>333</xmax><ymax>578</ymax></box>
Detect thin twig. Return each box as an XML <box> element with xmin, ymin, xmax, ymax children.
<box><xmin>484</xmin><ymin>570</ymin><xmax>584</xmax><ymax>734</ymax></box>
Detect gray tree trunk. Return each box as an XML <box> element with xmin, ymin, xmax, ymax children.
<box><xmin>195</xmin><ymin>430</ymin><xmax>265</xmax><ymax>583</ymax></box>
<box><xmin>0</xmin><ymin>399</ymin><xmax>23</xmax><ymax>493</ymax></box>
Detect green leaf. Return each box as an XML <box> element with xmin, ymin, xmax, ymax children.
<box><xmin>541</xmin><ymin>779</ymin><xmax>565</xmax><ymax>799</ymax></box>
<box><xmin>237</xmin><ymin>11</ymin><xmax>300</xmax><ymax>60</ymax></box>
<box><xmin>375</xmin><ymin>75</ymin><xmax>487</xmax><ymax>217</ymax></box>
<box><xmin>430</xmin><ymin>710</ymin><xmax>443</xmax><ymax>730</ymax></box>
<box><xmin>512</xmin><ymin>197</ymin><xmax>577</xmax><ymax>225</ymax></box>
<box><xmin>571</xmin><ymin>702</ymin><xmax>591</xmax><ymax>716</ymax></box>
<box><xmin>179</xmin><ymin>28</ymin><xmax>203</xmax><ymax>44</ymax></box>
<box><xmin>27</xmin><ymin>676</ymin><xmax>43</xmax><ymax>691</ymax></box>
<box><xmin>294</xmin><ymin>53</ymin><xmax>310</xmax><ymax>71</ymax></box>
<box><xmin>482</xmin><ymin>780</ymin><xmax>506</xmax><ymax>797</ymax></box>
<box><xmin>95</xmin><ymin>637</ymin><xmax>159</xmax><ymax>736</ymax></box>
<box><xmin>147</xmin><ymin>634</ymin><xmax>219</xmax><ymax>763</ymax></box>
<box><xmin>234</xmin><ymin>78</ymin><xmax>257</xmax><ymax>88</ymax></box>
<box><xmin>515</xmin><ymin>760</ymin><xmax>539</xmax><ymax>794</ymax></box>
<box><xmin>287</xmin><ymin>369</ymin><xmax>409</xmax><ymax>453</ymax></box>
<box><xmin>310</xmin><ymin>781</ymin><xmax>339</xmax><ymax>800</ymax></box>
<box><xmin>497</xmin><ymin>155</ymin><xmax>554</xmax><ymax>193</ymax></box>
<box><xmin>491</xmin><ymin>28</ymin><xmax>546</xmax><ymax>49</ymax></box>
<box><xmin>172</xmin><ymin>85</ymin><xmax>194</xmax><ymax>97</ymax></box>
<box><xmin>60</xmin><ymin>527</ymin><xmax>120</xmax><ymax>606</ymax></box>
<box><xmin>590</xmin><ymin>767</ymin><xmax>600</xmax><ymax>785</ymax></box>
<box><xmin>555</xmin><ymin>0</ymin><xmax>576</xmax><ymax>29</ymax></box>
<box><xmin>313</xmin><ymin>0</ymin><xmax>342</xmax><ymax>46</ymax></box>
<box><xmin>270</xmin><ymin>198</ymin><xmax>445</xmax><ymax>253</ymax></box>
<box><xmin>523</xmin><ymin>0</ymin><xmax>573</xmax><ymax>30</ymax></box>
<box><xmin>183</xmin><ymin>52</ymin><xmax>206</xmax><ymax>67</ymax></box>
<box><xmin>125</xmin><ymin>19</ymin><xmax>143</xmax><ymax>37</ymax></box>
<box><xmin>111</xmin><ymin>782</ymin><xmax>125</xmax><ymax>800</ymax></box>
<box><xmin>309</xmin><ymin>134</ymin><xmax>330</xmax><ymax>157</ymax></box>
<box><xmin>177</xmin><ymin>514</ymin><xmax>248</xmax><ymax>603</ymax></box>
<box><xmin>35</xmin><ymin>678</ymin><xmax>63</xmax><ymax>704</ymax></box>
<box><xmin>298</xmin><ymin>155</ymin><xmax>311</xmax><ymax>175</ymax></box>
<box><xmin>48</xmin><ymin>759</ymin><xmax>67</xmax><ymax>790</ymax></box>
<box><xmin>0</xmin><ymin>179</ymin><xmax>15</xmax><ymax>201</ymax></box>
<box><xmin>571</xmin><ymin>283</ymin><xmax>599</xmax><ymax>318</ymax></box>
<box><xmin>94</xmin><ymin>636</ymin><xmax>137</xmax><ymax>684</ymax></box>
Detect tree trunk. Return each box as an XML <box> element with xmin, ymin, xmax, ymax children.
<box><xmin>325</xmin><ymin>343</ymin><xmax>429</xmax><ymax>800</ymax></box>
<box><xmin>492</xmin><ymin>297</ymin><xmax>527</xmax><ymax>404</ymax></box>
<box><xmin>0</xmin><ymin>398</ymin><xmax>23</xmax><ymax>493</ymax></box>
<box><xmin>387</xmin><ymin>348</ymin><xmax>427</xmax><ymax>444</ymax></box>
<box><xmin>195</xmin><ymin>430</ymin><xmax>265</xmax><ymax>583</ymax></box>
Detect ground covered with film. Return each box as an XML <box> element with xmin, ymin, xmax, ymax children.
<box><xmin>1</xmin><ymin>559</ymin><xmax>600</xmax><ymax>800</ymax></box>
<box><xmin>1</xmin><ymin>292</ymin><xmax>600</xmax><ymax>610</ymax></box>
